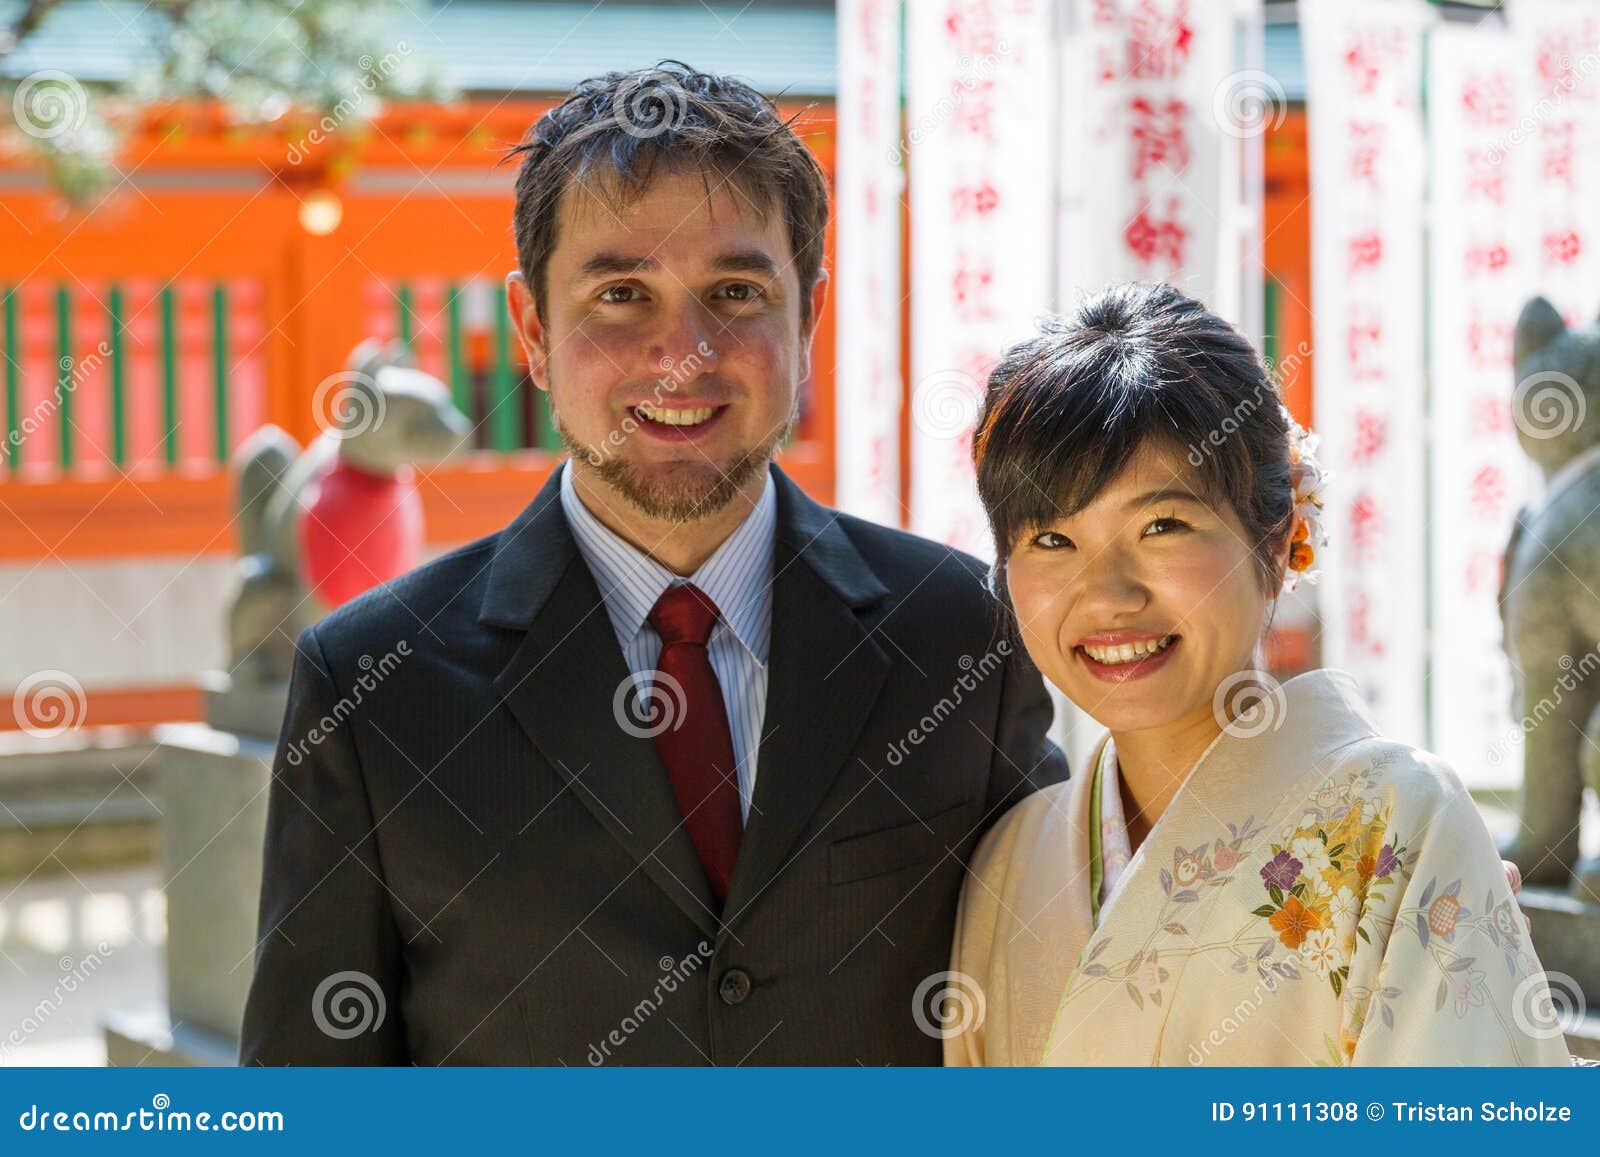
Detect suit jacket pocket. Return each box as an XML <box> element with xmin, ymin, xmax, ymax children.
<box><xmin>827</xmin><ymin>799</ymin><xmax>978</xmax><ymax>885</ymax></box>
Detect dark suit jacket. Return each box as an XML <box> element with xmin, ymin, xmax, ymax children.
<box><xmin>240</xmin><ymin>463</ymin><xmax>1067</xmax><ymax>1065</ymax></box>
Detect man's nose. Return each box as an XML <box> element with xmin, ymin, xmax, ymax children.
<box><xmin>650</xmin><ymin>304</ymin><xmax>718</xmax><ymax>375</ymax></box>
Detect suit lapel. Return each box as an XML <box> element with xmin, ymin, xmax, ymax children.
<box><xmin>481</xmin><ymin>465</ymin><xmax>720</xmax><ymax>938</ymax></box>
<box><xmin>723</xmin><ymin>468</ymin><xmax>892</xmax><ymax>927</ymax></box>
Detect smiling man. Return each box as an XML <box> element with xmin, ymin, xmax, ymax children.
<box><xmin>241</xmin><ymin>62</ymin><xmax>1066</xmax><ymax>1066</ymax></box>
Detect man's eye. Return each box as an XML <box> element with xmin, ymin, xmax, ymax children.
<box><xmin>598</xmin><ymin>285</ymin><xmax>643</xmax><ymax>304</ymax></box>
<box><xmin>1032</xmin><ymin>531</ymin><xmax>1074</xmax><ymax>550</ymax></box>
<box><xmin>717</xmin><ymin>283</ymin><xmax>763</xmax><ymax>302</ymax></box>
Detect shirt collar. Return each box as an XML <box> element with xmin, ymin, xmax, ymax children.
<box><xmin>558</xmin><ymin>460</ymin><xmax>776</xmax><ymax>664</ymax></box>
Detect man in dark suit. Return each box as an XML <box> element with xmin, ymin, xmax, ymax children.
<box><xmin>241</xmin><ymin>62</ymin><xmax>1066</xmax><ymax>1066</ymax></box>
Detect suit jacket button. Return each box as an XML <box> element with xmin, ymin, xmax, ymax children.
<box><xmin>718</xmin><ymin>968</ymin><xmax>752</xmax><ymax>1005</ymax></box>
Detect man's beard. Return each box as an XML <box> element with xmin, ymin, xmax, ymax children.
<box><xmin>555</xmin><ymin>401</ymin><xmax>795</xmax><ymax>523</ymax></box>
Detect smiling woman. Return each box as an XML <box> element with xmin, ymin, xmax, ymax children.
<box><xmin>946</xmin><ymin>282</ymin><xmax>1572</xmax><ymax>1068</ymax></box>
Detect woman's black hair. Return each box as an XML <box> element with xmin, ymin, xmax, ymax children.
<box><xmin>972</xmin><ymin>282</ymin><xmax>1295</xmax><ymax>601</ymax></box>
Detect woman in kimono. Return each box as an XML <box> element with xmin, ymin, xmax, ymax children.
<box><xmin>948</xmin><ymin>283</ymin><xmax>1571</xmax><ymax>1066</ymax></box>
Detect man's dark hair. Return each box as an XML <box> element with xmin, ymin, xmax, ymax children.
<box><xmin>504</xmin><ymin>61</ymin><xmax>830</xmax><ymax>325</ymax></box>
<box><xmin>973</xmin><ymin>282</ymin><xmax>1296</xmax><ymax>600</ymax></box>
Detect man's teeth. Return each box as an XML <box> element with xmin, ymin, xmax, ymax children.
<box><xmin>636</xmin><ymin>403</ymin><xmax>717</xmax><ymax>427</ymax></box>
<box><xmin>1081</xmin><ymin>635</ymin><xmax>1176</xmax><ymax>664</ymax></box>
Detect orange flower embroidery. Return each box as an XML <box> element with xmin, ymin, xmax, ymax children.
<box><xmin>1269</xmin><ymin>895</ymin><xmax>1325</xmax><ymax>949</ymax></box>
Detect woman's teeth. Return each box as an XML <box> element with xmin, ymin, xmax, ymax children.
<box><xmin>636</xmin><ymin>404</ymin><xmax>717</xmax><ymax>427</ymax></box>
<box><xmin>1080</xmin><ymin>635</ymin><xmax>1177</xmax><ymax>665</ymax></box>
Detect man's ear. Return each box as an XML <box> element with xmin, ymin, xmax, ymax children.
<box><xmin>797</xmin><ymin>268</ymin><xmax>830</xmax><ymax>382</ymax></box>
<box><xmin>505</xmin><ymin>272</ymin><xmax>550</xmax><ymax>391</ymax></box>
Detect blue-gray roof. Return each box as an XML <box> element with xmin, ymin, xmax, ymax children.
<box><xmin>2</xmin><ymin>1</ymin><xmax>1307</xmax><ymax>103</ymax></box>
<box><xmin>0</xmin><ymin>0</ymin><xmax>839</xmax><ymax>97</ymax></box>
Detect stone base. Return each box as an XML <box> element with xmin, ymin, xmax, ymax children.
<box><xmin>200</xmin><ymin>671</ymin><xmax>288</xmax><ymax>742</ymax></box>
<box><xmin>1521</xmin><ymin>885</ymin><xmax>1600</xmax><ymax>1061</ymax></box>
<box><xmin>149</xmin><ymin>722</ymin><xmax>274</xmax><ymax>1053</ymax></box>
<box><xmin>103</xmin><ymin>1004</ymin><xmax>238</xmax><ymax>1067</ymax></box>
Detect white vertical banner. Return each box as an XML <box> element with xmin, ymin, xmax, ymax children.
<box><xmin>907</xmin><ymin>0</ymin><xmax>1056</xmax><ymax>558</ymax></box>
<box><xmin>1427</xmin><ymin>21</ymin><xmax>1537</xmax><ymax>787</ymax></box>
<box><xmin>1511</xmin><ymin>0</ymin><xmax>1600</xmax><ymax>328</ymax></box>
<box><xmin>1057</xmin><ymin>0</ymin><xmax>1261</xmax><ymax>328</ymax></box>
<box><xmin>1302</xmin><ymin>0</ymin><xmax>1430</xmax><ymax>745</ymax></box>
<box><xmin>836</xmin><ymin>0</ymin><xmax>906</xmax><ymax>528</ymax></box>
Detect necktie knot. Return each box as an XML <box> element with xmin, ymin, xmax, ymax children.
<box><xmin>648</xmin><ymin>583</ymin><xmax>720</xmax><ymax>648</ymax></box>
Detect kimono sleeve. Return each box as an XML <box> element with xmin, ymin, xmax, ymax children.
<box><xmin>1344</xmin><ymin>757</ymin><xmax>1570</xmax><ymax>1066</ymax></box>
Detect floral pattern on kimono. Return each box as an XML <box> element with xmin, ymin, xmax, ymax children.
<box><xmin>945</xmin><ymin>668</ymin><xmax>1572</xmax><ymax>1068</ymax></box>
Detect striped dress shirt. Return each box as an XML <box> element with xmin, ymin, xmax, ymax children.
<box><xmin>558</xmin><ymin>461</ymin><xmax>776</xmax><ymax>822</ymax></box>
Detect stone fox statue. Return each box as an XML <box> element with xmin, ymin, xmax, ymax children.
<box><xmin>228</xmin><ymin>339</ymin><xmax>472</xmax><ymax>684</ymax></box>
<box><xmin>1497</xmin><ymin>296</ymin><xmax>1600</xmax><ymax>896</ymax></box>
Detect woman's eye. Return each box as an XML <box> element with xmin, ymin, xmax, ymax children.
<box><xmin>1031</xmin><ymin>530</ymin><xmax>1074</xmax><ymax>550</ymax></box>
<box><xmin>1144</xmin><ymin>517</ymin><xmax>1190</xmax><ymax>537</ymax></box>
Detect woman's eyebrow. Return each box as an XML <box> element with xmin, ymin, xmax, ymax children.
<box><xmin>1122</xmin><ymin>487</ymin><xmax>1206</xmax><ymax>511</ymax></box>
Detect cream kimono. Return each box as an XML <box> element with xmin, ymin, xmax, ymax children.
<box><xmin>948</xmin><ymin>668</ymin><xmax>1571</xmax><ymax>1066</ymax></box>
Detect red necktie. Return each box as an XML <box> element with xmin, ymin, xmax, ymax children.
<box><xmin>646</xmin><ymin>583</ymin><xmax>743</xmax><ymax>907</ymax></box>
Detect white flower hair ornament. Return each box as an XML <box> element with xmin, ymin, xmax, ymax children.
<box><xmin>1282</xmin><ymin>403</ymin><xmax>1330</xmax><ymax>596</ymax></box>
